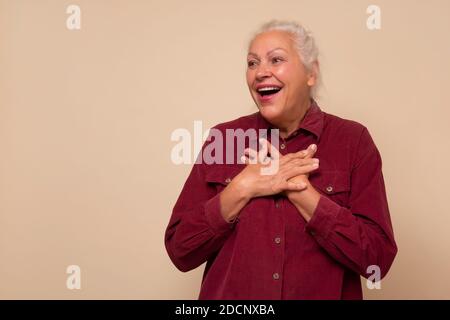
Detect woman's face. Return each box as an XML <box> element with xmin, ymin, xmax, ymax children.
<box><xmin>246</xmin><ymin>30</ymin><xmax>316</xmax><ymax>125</ymax></box>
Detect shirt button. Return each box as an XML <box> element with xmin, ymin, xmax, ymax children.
<box><xmin>272</xmin><ymin>273</ymin><xmax>280</xmax><ymax>280</ymax></box>
<box><xmin>326</xmin><ymin>185</ymin><xmax>333</xmax><ymax>193</ymax></box>
<box><xmin>280</xmin><ymin>143</ymin><xmax>286</xmax><ymax>150</ymax></box>
<box><xmin>275</xmin><ymin>201</ymin><xmax>280</xmax><ymax>208</ymax></box>
<box><xmin>225</xmin><ymin>178</ymin><xmax>231</xmax><ymax>184</ymax></box>
<box><xmin>274</xmin><ymin>237</ymin><xmax>281</xmax><ymax>244</ymax></box>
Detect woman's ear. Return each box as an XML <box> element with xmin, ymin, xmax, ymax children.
<box><xmin>307</xmin><ymin>61</ymin><xmax>319</xmax><ymax>87</ymax></box>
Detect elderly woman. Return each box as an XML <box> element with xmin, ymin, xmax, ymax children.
<box><xmin>165</xmin><ymin>20</ymin><xmax>397</xmax><ymax>299</ymax></box>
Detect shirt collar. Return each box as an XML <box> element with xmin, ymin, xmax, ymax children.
<box><xmin>255</xmin><ymin>99</ymin><xmax>325</xmax><ymax>140</ymax></box>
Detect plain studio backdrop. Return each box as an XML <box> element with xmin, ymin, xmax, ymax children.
<box><xmin>1</xmin><ymin>0</ymin><xmax>449</xmax><ymax>299</ymax></box>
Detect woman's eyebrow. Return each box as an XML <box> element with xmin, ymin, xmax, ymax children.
<box><xmin>247</xmin><ymin>47</ymin><xmax>288</xmax><ymax>58</ymax></box>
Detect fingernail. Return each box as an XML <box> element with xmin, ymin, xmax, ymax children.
<box><xmin>312</xmin><ymin>163</ymin><xmax>319</xmax><ymax>168</ymax></box>
<box><xmin>312</xmin><ymin>158</ymin><xmax>319</xmax><ymax>163</ymax></box>
<box><xmin>298</xmin><ymin>182</ymin><xmax>306</xmax><ymax>188</ymax></box>
<box><xmin>310</xmin><ymin>144</ymin><xmax>317</xmax><ymax>150</ymax></box>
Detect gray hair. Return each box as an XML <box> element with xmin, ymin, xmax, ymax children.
<box><xmin>250</xmin><ymin>20</ymin><xmax>319</xmax><ymax>70</ymax></box>
<box><xmin>249</xmin><ymin>20</ymin><xmax>321</xmax><ymax>97</ymax></box>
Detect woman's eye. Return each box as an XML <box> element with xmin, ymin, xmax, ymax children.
<box><xmin>272</xmin><ymin>57</ymin><xmax>284</xmax><ymax>64</ymax></box>
<box><xmin>247</xmin><ymin>60</ymin><xmax>257</xmax><ymax>68</ymax></box>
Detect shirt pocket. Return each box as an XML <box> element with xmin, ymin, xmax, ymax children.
<box><xmin>204</xmin><ymin>165</ymin><xmax>253</xmax><ymax>223</ymax></box>
<box><xmin>204</xmin><ymin>165</ymin><xmax>243</xmax><ymax>193</ymax></box>
<box><xmin>311</xmin><ymin>170</ymin><xmax>351</xmax><ymax>208</ymax></box>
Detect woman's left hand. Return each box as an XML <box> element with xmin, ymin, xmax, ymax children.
<box><xmin>241</xmin><ymin>140</ymin><xmax>319</xmax><ymax>191</ymax></box>
<box><xmin>285</xmin><ymin>143</ymin><xmax>318</xmax><ymax>188</ymax></box>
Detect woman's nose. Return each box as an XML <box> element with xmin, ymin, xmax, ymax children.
<box><xmin>256</xmin><ymin>65</ymin><xmax>272</xmax><ymax>80</ymax></box>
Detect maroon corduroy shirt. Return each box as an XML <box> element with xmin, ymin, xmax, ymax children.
<box><xmin>165</xmin><ymin>100</ymin><xmax>397</xmax><ymax>299</ymax></box>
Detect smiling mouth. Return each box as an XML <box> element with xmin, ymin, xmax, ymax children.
<box><xmin>256</xmin><ymin>86</ymin><xmax>282</xmax><ymax>101</ymax></box>
<box><xmin>257</xmin><ymin>86</ymin><xmax>282</xmax><ymax>96</ymax></box>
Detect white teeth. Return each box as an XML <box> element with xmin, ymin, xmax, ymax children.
<box><xmin>257</xmin><ymin>86</ymin><xmax>281</xmax><ymax>92</ymax></box>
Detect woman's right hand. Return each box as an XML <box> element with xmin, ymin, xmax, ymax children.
<box><xmin>232</xmin><ymin>139</ymin><xmax>319</xmax><ymax>199</ymax></box>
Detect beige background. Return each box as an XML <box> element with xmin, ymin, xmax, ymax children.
<box><xmin>1</xmin><ymin>0</ymin><xmax>449</xmax><ymax>299</ymax></box>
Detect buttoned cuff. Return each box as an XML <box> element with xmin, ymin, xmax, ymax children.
<box><xmin>304</xmin><ymin>195</ymin><xmax>341</xmax><ymax>239</ymax></box>
<box><xmin>204</xmin><ymin>193</ymin><xmax>236</xmax><ymax>235</ymax></box>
